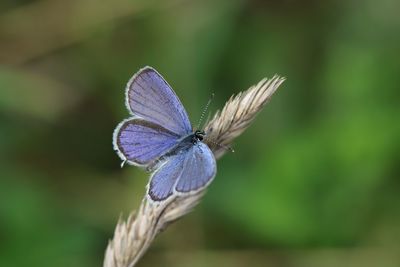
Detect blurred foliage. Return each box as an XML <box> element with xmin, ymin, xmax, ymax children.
<box><xmin>0</xmin><ymin>0</ymin><xmax>399</xmax><ymax>266</ymax></box>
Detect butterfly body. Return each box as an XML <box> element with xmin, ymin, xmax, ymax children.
<box><xmin>143</xmin><ymin>130</ymin><xmax>206</xmax><ymax>172</ymax></box>
<box><xmin>113</xmin><ymin>67</ymin><xmax>216</xmax><ymax>202</ymax></box>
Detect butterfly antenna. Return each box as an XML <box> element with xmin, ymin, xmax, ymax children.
<box><xmin>196</xmin><ymin>93</ymin><xmax>214</xmax><ymax>130</ymax></box>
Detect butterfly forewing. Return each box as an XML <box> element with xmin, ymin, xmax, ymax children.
<box><xmin>114</xmin><ymin>119</ymin><xmax>180</xmax><ymax>166</ymax></box>
<box><xmin>126</xmin><ymin>67</ymin><xmax>192</xmax><ymax>135</ymax></box>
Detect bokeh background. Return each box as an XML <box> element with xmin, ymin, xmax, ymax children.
<box><xmin>1</xmin><ymin>0</ymin><xmax>399</xmax><ymax>266</ymax></box>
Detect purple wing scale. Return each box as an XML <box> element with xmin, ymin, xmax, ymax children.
<box><xmin>114</xmin><ymin>119</ymin><xmax>180</xmax><ymax>166</ymax></box>
<box><xmin>148</xmin><ymin>142</ymin><xmax>216</xmax><ymax>201</ymax></box>
<box><xmin>148</xmin><ymin>152</ymin><xmax>186</xmax><ymax>201</ymax></box>
<box><xmin>126</xmin><ymin>67</ymin><xmax>192</xmax><ymax>135</ymax></box>
<box><xmin>175</xmin><ymin>142</ymin><xmax>216</xmax><ymax>193</ymax></box>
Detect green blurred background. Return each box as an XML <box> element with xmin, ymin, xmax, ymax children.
<box><xmin>1</xmin><ymin>0</ymin><xmax>399</xmax><ymax>266</ymax></box>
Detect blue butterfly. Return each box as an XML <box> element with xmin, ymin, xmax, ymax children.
<box><xmin>113</xmin><ymin>67</ymin><xmax>216</xmax><ymax>202</ymax></box>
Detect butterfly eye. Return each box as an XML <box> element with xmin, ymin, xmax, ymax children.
<box><xmin>193</xmin><ymin>130</ymin><xmax>205</xmax><ymax>141</ymax></box>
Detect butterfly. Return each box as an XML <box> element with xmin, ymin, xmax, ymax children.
<box><xmin>113</xmin><ymin>66</ymin><xmax>217</xmax><ymax>202</ymax></box>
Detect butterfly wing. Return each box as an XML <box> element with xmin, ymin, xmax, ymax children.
<box><xmin>126</xmin><ymin>66</ymin><xmax>192</xmax><ymax>135</ymax></box>
<box><xmin>148</xmin><ymin>142</ymin><xmax>216</xmax><ymax>201</ymax></box>
<box><xmin>175</xmin><ymin>142</ymin><xmax>216</xmax><ymax>193</ymax></box>
<box><xmin>113</xmin><ymin>118</ymin><xmax>181</xmax><ymax>166</ymax></box>
<box><xmin>147</xmin><ymin>151</ymin><xmax>186</xmax><ymax>201</ymax></box>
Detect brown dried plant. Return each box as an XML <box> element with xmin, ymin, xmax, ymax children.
<box><xmin>103</xmin><ymin>75</ymin><xmax>285</xmax><ymax>267</ymax></box>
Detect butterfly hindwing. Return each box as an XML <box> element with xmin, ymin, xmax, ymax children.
<box><xmin>148</xmin><ymin>142</ymin><xmax>216</xmax><ymax>201</ymax></box>
<box><xmin>175</xmin><ymin>142</ymin><xmax>216</xmax><ymax>193</ymax></box>
<box><xmin>147</xmin><ymin>152</ymin><xmax>186</xmax><ymax>201</ymax></box>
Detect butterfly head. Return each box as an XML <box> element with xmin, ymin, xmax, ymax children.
<box><xmin>193</xmin><ymin>130</ymin><xmax>206</xmax><ymax>143</ymax></box>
